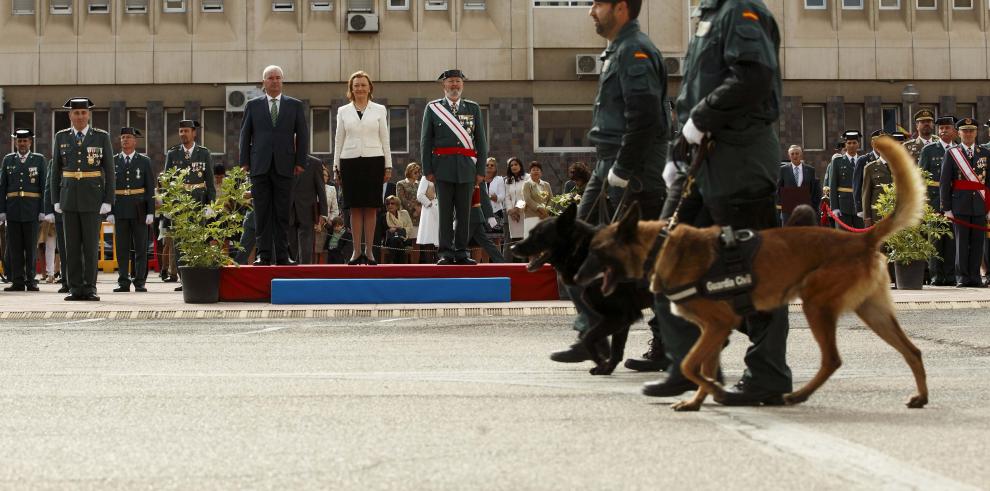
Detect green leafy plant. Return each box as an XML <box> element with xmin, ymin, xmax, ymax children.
<box><xmin>873</xmin><ymin>174</ymin><xmax>952</xmax><ymax>264</ymax></box>
<box><xmin>548</xmin><ymin>192</ymin><xmax>581</xmax><ymax>216</ymax></box>
<box><xmin>158</xmin><ymin>166</ymin><xmax>251</xmax><ymax>268</ymax></box>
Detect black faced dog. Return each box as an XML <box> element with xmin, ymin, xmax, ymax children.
<box><xmin>511</xmin><ymin>204</ymin><xmax>654</xmax><ymax>375</ymax></box>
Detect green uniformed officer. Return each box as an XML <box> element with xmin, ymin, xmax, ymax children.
<box><xmin>644</xmin><ymin>0</ymin><xmax>792</xmax><ymax>405</ymax></box>
<box><xmin>940</xmin><ymin>117</ymin><xmax>989</xmax><ymax>287</ymax></box>
<box><xmin>551</xmin><ymin>0</ymin><xmax>670</xmax><ymax>371</ymax></box>
<box><xmin>163</xmin><ymin>119</ymin><xmax>216</xmax><ymax>292</ymax></box>
<box><xmin>904</xmin><ymin>109</ymin><xmax>938</xmax><ymax>163</ymax></box>
<box><xmin>420</xmin><ymin>69</ymin><xmax>488</xmax><ymax>265</ymax></box>
<box><xmin>0</xmin><ymin>129</ymin><xmax>47</xmax><ymax>291</ymax></box>
<box><xmin>109</xmin><ymin>127</ymin><xmax>156</xmax><ymax>293</ymax></box>
<box><xmin>51</xmin><ymin>98</ymin><xmax>115</xmax><ymax>301</ymax></box>
<box><xmin>43</xmin><ymin>158</ymin><xmax>67</xmax><ymax>293</ymax></box>
<box><xmin>861</xmin><ymin>153</ymin><xmax>892</xmax><ymax>227</ymax></box>
<box><xmin>919</xmin><ymin>116</ymin><xmax>957</xmax><ymax>285</ymax></box>
<box><xmin>827</xmin><ymin>130</ymin><xmax>863</xmax><ymax>229</ymax></box>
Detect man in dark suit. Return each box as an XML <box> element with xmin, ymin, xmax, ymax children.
<box><xmin>289</xmin><ymin>155</ymin><xmax>328</xmax><ymax>264</ymax></box>
<box><xmin>940</xmin><ymin>117</ymin><xmax>990</xmax><ymax>287</ymax></box>
<box><xmin>776</xmin><ymin>144</ymin><xmax>820</xmax><ymax>225</ymax></box>
<box><xmin>238</xmin><ymin>65</ymin><xmax>309</xmax><ymax>266</ymax></box>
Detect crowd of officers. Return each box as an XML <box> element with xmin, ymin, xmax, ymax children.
<box><xmin>825</xmin><ymin>110</ymin><xmax>990</xmax><ymax>288</ymax></box>
<box><xmin>0</xmin><ymin>97</ymin><xmax>216</xmax><ymax>301</ymax></box>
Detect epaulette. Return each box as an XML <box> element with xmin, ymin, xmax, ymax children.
<box><xmin>92</xmin><ymin>128</ymin><xmax>109</xmax><ymax>135</ymax></box>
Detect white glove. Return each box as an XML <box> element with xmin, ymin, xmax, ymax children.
<box><xmin>487</xmin><ymin>217</ymin><xmax>498</xmax><ymax>229</ymax></box>
<box><xmin>945</xmin><ymin>210</ymin><xmax>955</xmax><ymax>219</ymax></box>
<box><xmin>856</xmin><ymin>211</ymin><xmax>864</xmax><ymax>218</ymax></box>
<box><xmin>99</xmin><ymin>203</ymin><xmax>111</xmax><ymax>215</ymax></box>
<box><xmin>0</xmin><ymin>213</ymin><xmax>6</xmax><ymax>223</ymax></box>
<box><xmin>203</xmin><ymin>207</ymin><xmax>215</xmax><ymax>218</ymax></box>
<box><xmin>54</xmin><ymin>203</ymin><xmax>62</xmax><ymax>214</ymax></box>
<box><xmin>663</xmin><ymin>160</ymin><xmax>681</xmax><ymax>189</ymax></box>
<box><xmin>834</xmin><ymin>210</ymin><xmax>842</xmax><ymax>217</ymax></box>
<box><xmin>38</xmin><ymin>213</ymin><xmax>45</xmax><ymax>222</ymax></box>
<box><xmin>106</xmin><ymin>214</ymin><xmax>115</xmax><ymax>225</ymax></box>
<box><xmin>145</xmin><ymin>214</ymin><xmax>154</xmax><ymax>225</ymax></box>
<box><xmin>44</xmin><ymin>214</ymin><xmax>54</xmax><ymax>223</ymax></box>
<box><xmin>682</xmin><ymin>118</ymin><xmax>706</xmax><ymax>145</ymax></box>
<box><xmin>607</xmin><ymin>167</ymin><xmax>629</xmax><ymax>188</ymax></box>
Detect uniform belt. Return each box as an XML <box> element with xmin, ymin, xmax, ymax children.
<box><xmin>115</xmin><ymin>188</ymin><xmax>146</xmax><ymax>196</ymax></box>
<box><xmin>952</xmin><ymin>180</ymin><xmax>988</xmax><ymax>192</ymax></box>
<box><xmin>432</xmin><ymin>147</ymin><xmax>478</xmax><ymax>158</ymax></box>
<box><xmin>183</xmin><ymin>182</ymin><xmax>207</xmax><ymax>191</ymax></box>
<box><xmin>837</xmin><ymin>187</ymin><xmax>854</xmax><ymax>193</ymax></box>
<box><xmin>5</xmin><ymin>191</ymin><xmax>40</xmax><ymax>198</ymax></box>
<box><xmin>63</xmin><ymin>170</ymin><xmax>103</xmax><ymax>179</ymax></box>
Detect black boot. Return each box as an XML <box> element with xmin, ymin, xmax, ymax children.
<box><xmin>550</xmin><ymin>337</ymin><xmax>609</xmax><ymax>363</ymax></box>
<box><xmin>624</xmin><ymin>338</ymin><xmax>670</xmax><ymax>372</ymax></box>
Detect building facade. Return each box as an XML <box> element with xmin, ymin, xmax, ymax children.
<box><xmin>2</xmin><ymin>0</ymin><xmax>990</xmax><ymax>182</ymax></box>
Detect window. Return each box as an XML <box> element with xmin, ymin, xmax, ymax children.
<box><xmin>272</xmin><ymin>0</ymin><xmax>295</xmax><ymax>11</ymax></box>
<box><xmin>50</xmin><ymin>0</ymin><xmax>72</xmax><ymax>14</ymax></box>
<box><xmin>386</xmin><ymin>0</ymin><xmax>409</xmax><ymax>9</ymax></box>
<box><xmin>881</xmin><ymin>105</ymin><xmax>901</xmax><ymax>134</ymax></box>
<box><xmin>165</xmin><ymin>109</ymin><xmax>185</xmax><ymax>149</ymax></box>
<box><xmin>53</xmin><ymin>110</ymin><xmax>109</xmax><ymax>153</ymax></box>
<box><xmin>534</xmin><ymin>107</ymin><xmax>594</xmax><ymax>152</ymax></box>
<box><xmin>464</xmin><ymin>0</ymin><xmax>487</xmax><ymax>10</ymax></box>
<box><xmin>879</xmin><ymin>0</ymin><xmax>900</xmax><ymax>9</ymax></box>
<box><xmin>202</xmin><ymin>0</ymin><xmax>223</xmax><ymax>11</ymax></box>
<box><xmin>311</xmin><ymin>0</ymin><xmax>332</xmax><ymax>11</ymax></box>
<box><xmin>12</xmin><ymin>0</ymin><xmax>34</xmax><ymax>14</ymax></box>
<box><xmin>127</xmin><ymin>109</ymin><xmax>148</xmax><ymax>154</ymax></box>
<box><xmin>126</xmin><ymin>0</ymin><xmax>148</xmax><ymax>13</ymax></box>
<box><xmin>916</xmin><ymin>0</ymin><xmax>936</xmax><ymax>9</ymax></box>
<box><xmin>88</xmin><ymin>0</ymin><xmax>110</xmax><ymax>13</ymax></box>
<box><xmin>842</xmin><ymin>0</ymin><xmax>863</xmax><ymax>8</ymax></box>
<box><xmin>425</xmin><ymin>0</ymin><xmax>448</xmax><ymax>10</ymax></box>
<box><xmin>10</xmin><ymin>111</ymin><xmax>34</xmax><ymax>152</ymax></box>
<box><xmin>844</xmin><ymin>104</ymin><xmax>864</xmax><ymax>137</ymax></box>
<box><xmin>311</xmin><ymin>108</ymin><xmax>332</xmax><ymax>154</ymax></box>
<box><xmin>163</xmin><ymin>0</ymin><xmax>186</xmax><ymax>12</ymax></box>
<box><xmin>801</xmin><ymin>105</ymin><xmax>826</xmax><ymax>151</ymax></box>
<box><xmin>956</xmin><ymin>103</ymin><xmax>976</xmax><ymax>120</ymax></box>
<box><xmin>953</xmin><ymin>0</ymin><xmax>972</xmax><ymax>8</ymax></box>
<box><xmin>201</xmin><ymin>109</ymin><xmax>225</xmax><ymax>155</ymax></box>
<box><xmin>346</xmin><ymin>0</ymin><xmax>372</xmax><ymax>11</ymax></box>
<box><xmin>388</xmin><ymin>107</ymin><xmax>408</xmax><ymax>154</ymax></box>
<box><xmin>532</xmin><ymin>1</ymin><xmax>593</xmax><ymax>6</ymax></box>
<box><xmin>804</xmin><ymin>0</ymin><xmax>826</xmax><ymax>9</ymax></box>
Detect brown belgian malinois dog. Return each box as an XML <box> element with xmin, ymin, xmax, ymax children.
<box><xmin>575</xmin><ymin>137</ymin><xmax>928</xmax><ymax>411</ymax></box>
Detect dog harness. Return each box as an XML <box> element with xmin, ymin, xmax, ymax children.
<box><xmin>661</xmin><ymin>226</ymin><xmax>761</xmax><ymax>317</ymax></box>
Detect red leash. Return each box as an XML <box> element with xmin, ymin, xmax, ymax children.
<box><xmin>820</xmin><ymin>203</ymin><xmax>875</xmax><ymax>233</ymax></box>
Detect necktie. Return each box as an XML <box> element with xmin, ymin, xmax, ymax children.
<box><xmin>451</xmin><ymin>102</ymin><xmax>458</xmax><ymax>116</ymax></box>
<box><xmin>185</xmin><ymin>148</ymin><xmax>191</xmax><ymax>159</ymax></box>
<box><xmin>76</xmin><ymin>131</ymin><xmax>84</xmax><ymax>144</ymax></box>
<box><xmin>270</xmin><ymin>98</ymin><xmax>279</xmax><ymax>125</ymax></box>
<box><xmin>19</xmin><ymin>153</ymin><xmax>27</xmax><ymax>163</ymax></box>
<box><xmin>125</xmin><ymin>156</ymin><xmax>131</xmax><ymax>166</ymax></box>
<box><xmin>794</xmin><ymin>166</ymin><xmax>801</xmax><ymax>187</ymax></box>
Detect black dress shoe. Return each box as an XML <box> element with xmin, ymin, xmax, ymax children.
<box><xmin>437</xmin><ymin>257</ymin><xmax>456</xmax><ymax>265</ymax></box>
<box><xmin>253</xmin><ymin>257</ymin><xmax>272</xmax><ymax>266</ymax></box>
<box><xmin>642</xmin><ymin>374</ymin><xmax>698</xmax><ymax>397</ymax></box>
<box><xmin>58</xmin><ymin>285</ymin><xmax>70</xmax><ymax>294</ymax></box>
<box><xmin>163</xmin><ymin>275</ymin><xmax>178</xmax><ymax>283</ymax></box>
<box><xmin>4</xmin><ymin>284</ymin><xmax>25</xmax><ymax>292</ymax></box>
<box><xmin>275</xmin><ymin>257</ymin><xmax>297</xmax><ymax>266</ymax></box>
<box><xmin>82</xmin><ymin>293</ymin><xmax>101</xmax><ymax>301</ymax></box>
<box><xmin>347</xmin><ymin>256</ymin><xmax>364</xmax><ymax>265</ymax></box>
<box><xmin>455</xmin><ymin>257</ymin><xmax>478</xmax><ymax>265</ymax></box>
<box><xmin>174</xmin><ymin>286</ymin><xmax>183</xmax><ymax>292</ymax></box>
<box><xmin>956</xmin><ymin>283</ymin><xmax>967</xmax><ymax>288</ymax></box>
<box><xmin>134</xmin><ymin>286</ymin><xmax>148</xmax><ymax>292</ymax></box>
<box><xmin>364</xmin><ymin>256</ymin><xmax>378</xmax><ymax>266</ymax></box>
<box><xmin>113</xmin><ymin>286</ymin><xmax>130</xmax><ymax>293</ymax></box>
<box><xmin>718</xmin><ymin>379</ymin><xmax>786</xmax><ymax>406</ymax></box>
<box><xmin>64</xmin><ymin>294</ymin><xmax>83</xmax><ymax>301</ymax></box>
<box><xmin>624</xmin><ymin>339</ymin><xmax>670</xmax><ymax>372</ymax></box>
<box><xmin>26</xmin><ymin>285</ymin><xmax>40</xmax><ymax>292</ymax></box>
<box><xmin>549</xmin><ymin>338</ymin><xmax>609</xmax><ymax>363</ymax></box>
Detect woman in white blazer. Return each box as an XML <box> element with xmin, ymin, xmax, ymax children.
<box><xmin>333</xmin><ymin>70</ymin><xmax>392</xmax><ymax>265</ymax></box>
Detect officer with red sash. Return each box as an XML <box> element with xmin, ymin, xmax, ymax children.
<box><xmin>939</xmin><ymin>117</ymin><xmax>990</xmax><ymax>287</ymax></box>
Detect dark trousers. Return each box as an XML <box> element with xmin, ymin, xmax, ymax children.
<box><xmin>252</xmin><ymin>165</ymin><xmax>292</xmax><ymax>261</ymax></box>
<box><xmin>115</xmin><ymin>218</ymin><xmax>149</xmax><ymax>288</ymax></box>
<box><xmin>6</xmin><ymin>220</ymin><xmax>39</xmax><ymax>287</ymax></box>
<box><xmin>929</xmin><ymin>233</ymin><xmax>955</xmax><ymax>284</ymax></box>
<box><xmin>288</xmin><ymin>221</ymin><xmax>316</xmax><ymax>264</ymax></box>
<box><xmin>62</xmin><ymin>211</ymin><xmax>100</xmax><ymax>296</ymax></box>
<box><xmin>55</xmin><ymin>217</ymin><xmax>66</xmax><ymax>286</ymax></box>
<box><xmin>953</xmin><ymin>214</ymin><xmax>986</xmax><ymax>285</ymax></box>
<box><xmin>468</xmin><ymin>218</ymin><xmax>505</xmax><ymax>263</ymax></box>
<box><xmin>659</xmin><ymin>195</ymin><xmax>793</xmax><ymax>393</ymax></box>
<box><xmin>436</xmin><ymin>180</ymin><xmax>473</xmax><ymax>260</ymax></box>
<box><xmin>235</xmin><ymin>211</ymin><xmax>257</xmax><ymax>265</ymax></box>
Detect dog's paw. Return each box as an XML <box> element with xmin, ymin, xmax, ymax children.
<box><xmin>906</xmin><ymin>394</ymin><xmax>928</xmax><ymax>409</ymax></box>
<box><xmin>589</xmin><ymin>363</ymin><xmax>615</xmax><ymax>376</ymax></box>
<box><xmin>783</xmin><ymin>392</ymin><xmax>807</xmax><ymax>406</ymax></box>
<box><xmin>671</xmin><ymin>400</ymin><xmax>701</xmax><ymax>412</ymax></box>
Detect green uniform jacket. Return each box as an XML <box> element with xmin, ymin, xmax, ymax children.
<box><xmin>904</xmin><ymin>136</ymin><xmax>937</xmax><ymax>165</ymax></box>
<box><xmin>827</xmin><ymin>154</ymin><xmax>857</xmax><ymax>216</ymax></box>
<box><xmin>587</xmin><ymin>19</ymin><xmax>669</xmax><ymax>191</ymax></box>
<box><xmin>112</xmin><ymin>152</ymin><xmax>156</xmax><ymax>220</ymax></box>
<box><xmin>420</xmin><ymin>98</ymin><xmax>487</xmax><ymax>184</ymax></box>
<box><xmin>862</xmin><ymin>158</ymin><xmax>891</xmax><ymax>223</ymax></box>
<box><xmin>51</xmin><ymin>127</ymin><xmax>115</xmax><ymax>212</ymax></box>
<box><xmin>164</xmin><ymin>144</ymin><xmax>216</xmax><ymax>205</ymax></box>
<box><xmin>0</xmin><ymin>152</ymin><xmax>47</xmax><ymax>221</ymax></box>
<box><xmin>918</xmin><ymin>141</ymin><xmax>950</xmax><ymax>210</ymax></box>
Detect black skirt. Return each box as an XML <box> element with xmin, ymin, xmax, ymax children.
<box><xmin>339</xmin><ymin>156</ymin><xmax>386</xmax><ymax>209</ymax></box>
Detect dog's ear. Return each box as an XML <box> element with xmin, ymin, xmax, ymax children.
<box><xmin>617</xmin><ymin>202</ymin><xmax>641</xmax><ymax>241</ymax></box>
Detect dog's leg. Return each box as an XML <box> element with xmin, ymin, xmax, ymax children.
<box><xmin>583</xmin><ymin>322</ymin><xmax>612</xmax><ymax>376</ymax></box>
<box><xmin>672</xmin><ymin>323</ymin><xmax>730</xmax><ymax>412</ymax></box>
<box><xmin>602</xmin><ymin>323</ymin><xmax>630</xmax><ymax>375</ymax></box>
<box><xmin>855</xmin><ymin>294</ymin><xmax>929</xmax><ymax>408</ymax></box>
<box><xmin>784</xmin><ymin>304</ymin><xmax>841</xmax><ymax>406</ymax></box>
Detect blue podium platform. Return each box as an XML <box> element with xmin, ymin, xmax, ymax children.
<box><xmin>270</xmin><ymin>277</ymin><xmax>512</xmax><ymax>304</ymax></box>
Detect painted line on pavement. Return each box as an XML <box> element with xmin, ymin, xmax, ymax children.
<box><xmin>44</xmin><ymin>318</ymin><xmax>107</xmax><ymax>326</ymax></box>
<box><xmin>228</xmin><ymin>325</ymin><xmax>294</xmax><ymax>336</ymax></box>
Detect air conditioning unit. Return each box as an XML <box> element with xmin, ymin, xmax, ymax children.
<box><xmin>225</xmin><ymin>85</ymin><xmax>264</xmax><ymax>112</ymax></box>
<box><xmin>575</xmin><ymin>54</ymin><xmax>603</xmax><ymax>76</ymax></box>
<box><xmin>664</xmin><ymin>57</ymin><xmax>685</xmax><ymax>77</ymax></box>
<box><xmin>347</xmin><ymin>12</ymin><xmax>379</xmax><ymax>32</ymax></box>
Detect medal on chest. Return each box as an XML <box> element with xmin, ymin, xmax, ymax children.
<box><xmin>458</xmin><ymin>114</ymin><xmax>475</xmax><ymax>136</ymax></box>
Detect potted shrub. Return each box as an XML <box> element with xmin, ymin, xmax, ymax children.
<box><xmin>873</xmin><ymin>178</ymin><xmax>952</xmax><ymax>290</ymax></box>
<box><xmin>158</xmin><ymin>166</ymin><xmax>251</xmax><ymax>303</ymax></box>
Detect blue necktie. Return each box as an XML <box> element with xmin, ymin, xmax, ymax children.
<box><xmin>76</xmin><ymin>131</ymin><xmax>84</xmax><ymax>144</ymax></box>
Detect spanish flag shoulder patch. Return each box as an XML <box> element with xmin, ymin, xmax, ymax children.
<box><xmin>742</xmin><ymin>10</ymin><xmax>759</xmax><ymax>21</ymax></box>
<box><xmin>633</xmin><ymin>51</ymin><xmax>649</xmax><ymax>60</ymax></box>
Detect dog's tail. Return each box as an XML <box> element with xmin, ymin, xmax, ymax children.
<box><xmin>865</xmin><ymin>136</ymin><xmax>926</xmax><ymax>247</ymax></box>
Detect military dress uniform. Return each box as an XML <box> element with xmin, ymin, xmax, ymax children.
<box><xmin>939</xmin><ymin>120</ymin><xmax>990</xmax><ymax>287</ymax></box>
<box><xmin>918</xmin><ymin>127</ymin><xmax>956</xmax><ymax>285</ymax></box>
<box><xmin>904</xmin><ymin>109</ymin><xmax>938</xmax><ymax>164</ymax></box>
<box><xmin>647</xmin><ymin>0</ymin><xmax>792</xmax><ymax>401</ymax></box>
<box><xmin>0</xmin><ymin>138</ymin><xmax>47</xmax><ymax>290</ymax></box>
<box><xmin>111</xmin><ymin>145</ymin><xmax>155</xmax><ymax>291</ymax></box>
<box><xmin>420</xmin><ymin>70</ymin><xmax>488</xmax><ymax>264</ymax></box>
<box><xmin>861</xmin><ymin>156</ymin><xmax>892</xmax><ymax>226</ymax></box>
<box><xmin>163</xmin><ymin>139</ymin><xmax>216</xmax><ymax>275</ymax></box>
<box><xmin>828</xmin><ymin>134</ymin><xmax>863</xmax><ymax>229</ymax></box>
<box><xmin>51</xmin><ymin>98</ymin><xmax>116</xmax><ymax>301</ymax></box>
<box><xmin>43</xmin><ymin>159</ymin><xmax>68</xmax><ymax>293</ymax></box>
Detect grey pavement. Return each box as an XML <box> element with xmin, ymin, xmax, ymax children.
<box><xmin>0</xmin><ymin>309</ymin><xmax>988</xmax><ymax>489</ymax></box>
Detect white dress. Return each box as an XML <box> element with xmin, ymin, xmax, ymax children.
<box><xmin>416</xmin><ymin>177</ymin><xmax>439</xmax><ymax>246</ymax></box>
<box><xmin>503</xmin><ymin>176</ymin><xmax>529</xmax><ymax>239</ymax></box>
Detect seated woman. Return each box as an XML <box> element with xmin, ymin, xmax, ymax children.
<box><xmin>522</xmin><ymin>162</ymin><xmax>553</xmax><ymax>238</ymax></box>
<box><xmin>383</xmin><ymin>195</ymin><xmax>415</xmax><ymax>263</ymax></box>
